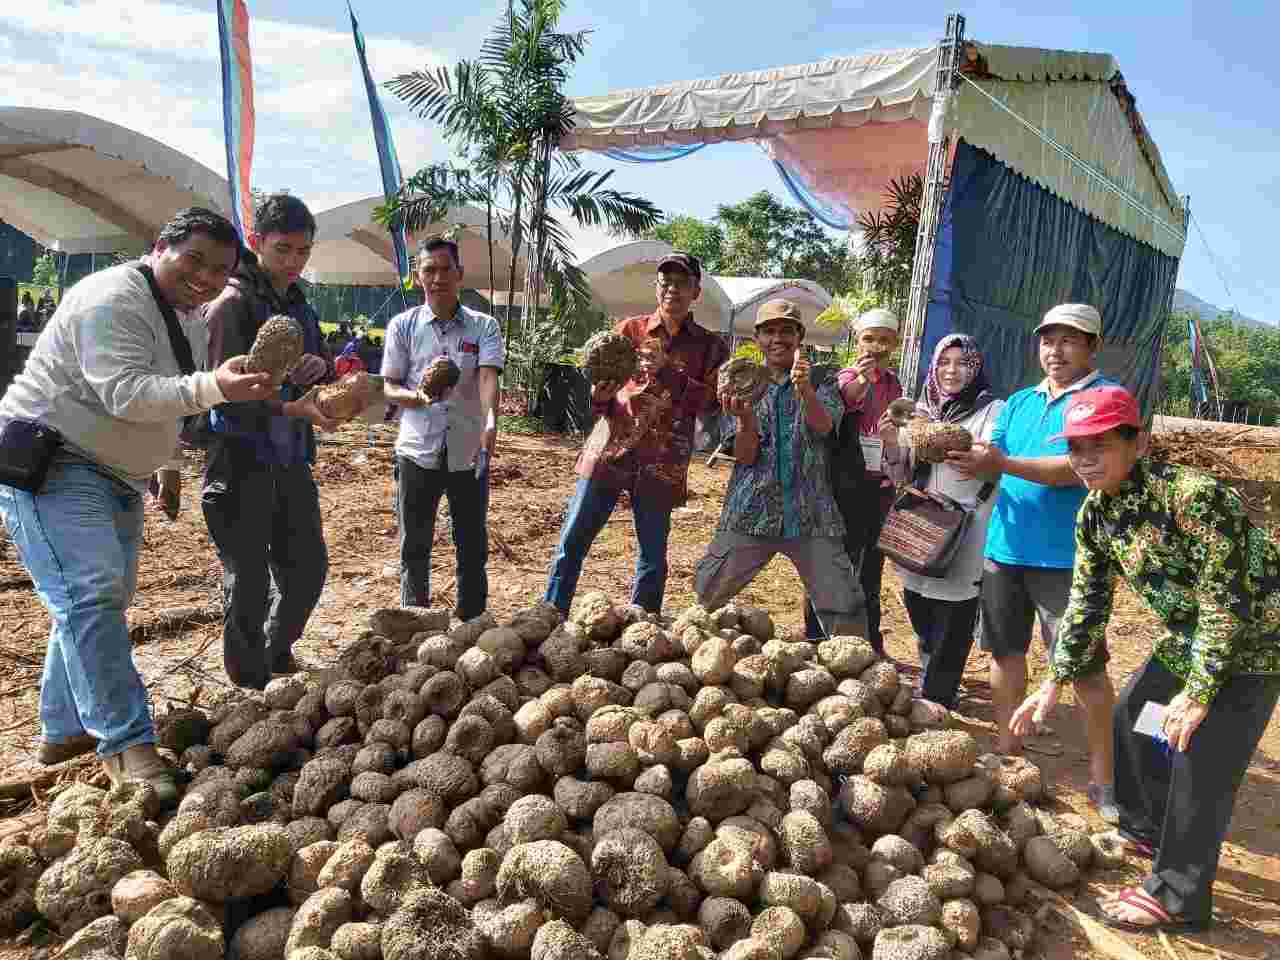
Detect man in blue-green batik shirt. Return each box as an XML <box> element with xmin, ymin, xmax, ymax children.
<box><xmin>694</xmin><ymin>299</ymin><xmax>867</xmax><ymax>638</ymax></box>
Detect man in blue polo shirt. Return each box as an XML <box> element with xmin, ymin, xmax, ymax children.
<box><xmin>948</xmin><ymin>303</ymin><xmax>1120</xmax><ymax>822</ymax></box>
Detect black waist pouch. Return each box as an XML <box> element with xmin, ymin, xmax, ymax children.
<box><xmin>0</xmin><ymin>419</ymin><xmax>63</xmax><ymax>493</ymax></box>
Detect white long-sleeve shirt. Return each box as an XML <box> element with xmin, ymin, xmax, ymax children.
<box><xmin>0</xmin><ymin>263</ymin><xmax>223</xmax><ymax>488</ymax></box>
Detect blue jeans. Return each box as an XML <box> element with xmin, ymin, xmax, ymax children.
<box><xmin>0</xmin><ymin>458</ymin><xmax>152</xmax><ymax>757</ymax></box>
<box><xmin>544</xmin><ymin>478</ymin><xmax>672</xmax><ymax>614</ymax></box>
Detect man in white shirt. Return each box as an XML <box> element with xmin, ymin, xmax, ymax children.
<box><xmin>0</xmin><ymin>207</ymin><xmax>272</xmax><ymax>803</ymax></box>
<box><xmin>382</xmin><ymin>236</ymin><xmax>504</xmax><ymax>620</ymax></box>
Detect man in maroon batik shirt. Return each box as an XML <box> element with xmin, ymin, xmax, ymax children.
<box><xmin>544</xmin><ymin>252</ymin><xmax>729</xmax><ymax>615</ymax></box>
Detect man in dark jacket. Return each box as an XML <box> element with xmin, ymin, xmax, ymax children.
<box><xmin>202</xmin><ymin>193</ymin><xmax>336</xmax><ymax>689</ymax></box>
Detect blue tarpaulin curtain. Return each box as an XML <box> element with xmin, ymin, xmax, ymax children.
<box><xmin>602</xmin><ymin>144</ymin><xmax>855</xmax><ymax>230</ymax></box>
<box><xmin>920</xmin><ymin>141</ymin><xmax>1178</xmax><ymax>413</ymax></box>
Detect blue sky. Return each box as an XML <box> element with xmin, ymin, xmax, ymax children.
<box><xmin>3</xmin><ymin>1</ymin><xmax>1277</xmax><ymax>321</ymax></box>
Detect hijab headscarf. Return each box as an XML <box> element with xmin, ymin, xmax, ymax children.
<box><xmin>923</xmin><ymin>333</ymin><xmax>995</xmax><ymax>423</ymax></box>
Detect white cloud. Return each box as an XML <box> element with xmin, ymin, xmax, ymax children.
<box><xmin>1</xmin><ymin>0</ymin><xmax>453</xmax><ymax>212</ymax></box>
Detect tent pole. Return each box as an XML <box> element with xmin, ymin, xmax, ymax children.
<box><xmin>899</xmin><ymin>12</ymin><xmax>965</xmax><ymax>395</ymax></box>
<box><xmin>1150</xmin><ymin>193</ymin><xmax>1191</xmax><ymax>423</ymax></box>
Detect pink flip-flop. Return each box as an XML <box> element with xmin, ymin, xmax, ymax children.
<box><xmin>1122</xmin><ymin>837</ymin><xmax>1157</xmax><ymax>860</ymax></box>
<box><xmin>1099</xmin><ymin>887</ymin><xmax>1203</xmax><ymax>934</ymax></box>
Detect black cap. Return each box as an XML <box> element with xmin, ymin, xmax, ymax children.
<box><xmin>656</xmin><ymin>251</ymin><xmax>702</xmax><ymax>281</ymax></box>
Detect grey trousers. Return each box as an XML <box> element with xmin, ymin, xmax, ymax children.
<box><xmin>695</xmin><ymin>532</ymin><xmax>868</xmax><ymax>638</ymax></box>
<box><xmin>202</xmin><ymin>439</ymin><xmax>328</xmax><ymax>690</ymax></box>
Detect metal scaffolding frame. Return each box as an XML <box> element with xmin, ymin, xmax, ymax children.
<box><xmin>898</xmin><ymin>13</ymin><xmax>966</xmax><ymax>395</ymax></box>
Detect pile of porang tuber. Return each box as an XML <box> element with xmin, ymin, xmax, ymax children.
<box><xmin>0</xmin><ymin>594</ymin><xmax>1127</xmax><ymax>960</ymax></box>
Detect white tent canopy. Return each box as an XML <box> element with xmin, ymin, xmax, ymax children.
<box><xmin>303</xmin><ymin>198</ymin><xmax>839</xmax><ymax>345</ymax></box>
<box><xmin>303</xmin><ymin>197</ymin><xmax>526</xmax><ymax>289</ymax></box>
<box><xmin>713</xmin><ymin>276</ymin><xmax>838</xmax><ymax>346</ymax></box>
<box><xmin>579</xmin><ymin>238</ymin><xmax>730</xmax><ymax>328</ymax></box>
<box><xmin>0</xmin><ymin>107</ymin><xmax>229</xmax><ymax>254</ymax></box>
<box><xmin>566</xmin><ymin>42</ymin><xmax>1185</xmax><ymax>257</ymax></box>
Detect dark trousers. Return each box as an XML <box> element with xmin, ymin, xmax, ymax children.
<box><xmin>1114</xmin><ymin>655</ymin><xmax>1280</xmax><ymax>927</ymax></box>
<box><xmin>806</xmin><ymin>475</ymin><xmax>892</xmax><ymax>647</ymax></box>
<box><xmin>398</xmin><ymin>455</ymin><xmax>488</xmax><ymax>621</ymax></box>
<box><xmin>902</xmin><ymin>589</ymin><xmax>979</xmax><ymax>708</ymax></box>
<box><xmin>202</xmin><ymin>439</ymin><xmax>328</xmax><ymax>690</ymax></box>
<box><xmin>544</xmin><ymin>477</ymin><xmax>672</xmax><ymax>615</ymax></box>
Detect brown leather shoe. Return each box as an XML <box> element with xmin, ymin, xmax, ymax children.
<box><xmin>102</xmin><ymin>744</ymin><xmax>179</xmax><ymax>807</ymax></box>
<box><xmin>37</xmin><ymin>733</ymin><xmax>98</xmax><ymax>765</ymax></box>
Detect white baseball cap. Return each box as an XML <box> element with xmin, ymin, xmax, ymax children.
<box><xmin>855</xmin><ymin>308</ymin><xmax>899</xmax><ymax>333</ymax></box>
<box><xmin>1035</xmin><ymin>303</ymin><xmax>1102</xmax><ymax>337</ymax></box>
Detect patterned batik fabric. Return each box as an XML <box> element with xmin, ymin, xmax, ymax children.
<box><xmin>576</xmin><ymin>313</ymin><xmax>729</xmax><ymax>509</ymax></box>
<box><xmin>1051</xmin><ymin>459</ymin><xmax>1280</xmax><ymax>703</ymax></box>
<box><xmin>717</xmin><ymin>378</ymin><xmax>846</xmax><ymax>540</ymax></box>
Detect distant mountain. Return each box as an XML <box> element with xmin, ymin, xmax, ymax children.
<box><xmin>1172</xmin><ymin>289</ymin><xmax>1272</xmax><ymax>329</ymax></box>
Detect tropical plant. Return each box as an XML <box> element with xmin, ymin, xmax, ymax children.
<box><xmin>1159</xmin><ymin>309</ymin><xmax>1280</xmax><ymax>423</ymax></box>
<box><xmin>855</xmin><ymin>173</ymin><xmax>929</xmax><ymax>313</ymax></box>
<box><xmin>30</xmin><ymin>252</ymin><xmax>59</xmax><ymax>289</ymax></box>
<box><xmin>646</xmin><ymin>193</ymin><xmax>855</xmax><ymax>293</ymax></box>
<box><xmin>649</xmin><ymin>215</ymin><xmax>727</xmax><ymax>269</ymax></box>
<box><xmin>813</xmin><ymin>288</ymin><xmax>888</xmax><ymax>332</ymax></box>
<box><xmin>716</xmin><ymin>192</ymin><xmax>855</xmax><ymax>292</ymax></box>
<box><xmin>378</xmin><ymin>0</ymin><xmax>661</xmax><ymax>362</ymax></box>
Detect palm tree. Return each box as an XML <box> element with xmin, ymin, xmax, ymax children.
<box><xmin>856</xmin><ymin>173</ymin><xmax>929</xmax><ymax>315</ymax></box>
<box><xmin>379</xmin><ymin>0</ymin><xmax>661</xmax><ymax>353</ymax></box>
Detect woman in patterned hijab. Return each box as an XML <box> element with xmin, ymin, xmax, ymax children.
<box><xmin>883</xmin><ymin>331</ymin><xmax>1003</xmax><ymax>709</ymax></box>
<box><xmin>922</xmin><ymin>333</ymin><xmax>995</xmax><ymax>424</ymax></box>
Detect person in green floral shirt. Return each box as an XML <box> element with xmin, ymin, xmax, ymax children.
<box><xmin>694</xmin><ymin>299</ymin><xmax>867</xmax><ymax>638</ymax></box>
<box><xmin>1013</xmin><ymin>385</ymin><xmax>1280</xmax><ymax>934</ymax></box>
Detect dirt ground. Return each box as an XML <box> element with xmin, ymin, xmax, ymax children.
<box><xmin>0</xmin><ymin>423</ymin><xmax>1277</xmax><ymax>960</ymax></box>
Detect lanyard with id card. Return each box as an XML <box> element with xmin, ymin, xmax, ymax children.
<box><xmin>1133</xmin><ymin>701</ymin><xmax>1173</xmax><ymax>756</ymax></box>
<box><xmin>859</xmin><ymin>435</ymin><xmax>884</xmax><ymax>473</ymax></box>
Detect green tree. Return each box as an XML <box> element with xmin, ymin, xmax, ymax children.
<box><xmin>1158</xmin><ymin>310</ymin><xmax>1280</xmax><ymax>423</ymax></box>
<box><xmin>714</xmin><ymin>192</ymin><xmax>854</xmax><ymax>293</ymax></box>
<box><xmin>855</xmin><ymin>173</ymin><xmax>925</xmax><ymax>314</ymax></box>
<box><xmin>647</xmin><ymin>193</ymin><xmax>855</xmax><ymax>292</ymax></box>
<box><xmin>815</xmin><ymin>286</ymin><xmax>894</xmax><ymax>327</ymax></box>
<box><xmin>380</xmin><ymin>0</ymin><xmax>661</xmax><ymax>368</ymax></box>
<box><xmin>1158</xmin><ymin>310</ymin><xmax>1195</xmax><ymax>416</ymax></box>
<box><xmin>649</xmin><ymin>215</ymin><xmax>726</xmax><ymax>268</ymax></box>
<box><xmin>30</xmin><ymin>252</ymin><xmax>59</xmax><ymax>289</ymax></box>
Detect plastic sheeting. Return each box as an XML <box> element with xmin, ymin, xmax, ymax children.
<box><xmin>304</xmin><ymin>198</ymin><xmax>524</xmax><ymax>288</ymax></box>
<box><xmin>565</xmin><ymin>47</ymin><xmax>936</xmax><ymax>148</ymax></box>
<box><xmin>760</xmin><ymin>124</ymin><xmax>930</xmax><ymax>225</ymax></box>
<box><xmin>949</xmin><ymin>76</ymin><xmax>1184</xmax><ymax>258</ymax></box>
<box><xmin>566</xmin><ymin>42</ymin><xmax>1184</xmax><ymax>257</ymax></box>
<box><xmin>578</xmin><ymin>238</ymin><xmax>733</xmax><ymax>327</ymax></box>
<box><xmin>600</xmin><ymin>140</ymin><xmax>855</xmax><ymax>229</ymax></box>
<box><xmin>0</xmin><ymin>107</ymin><xmax>229</xmax><ymax>254</ymax></box>
<box><xmin>713</xmin><ymin>276</ymin><xmax>839</xmax><ymax>346</ymax></box>
<box><xmin>602</xmin><ymin>144</ymin><xmax>708</xmax><ymax>162</ymax></box>
<box><xmin>770</xmin><ymin>160</ymin><xmax>853</xmax><ymax>229</ymax></box>
<box><xmin>920</xmin><ymin>142</ymin><xmax>1177</xmax><ymax>412</ymax></box>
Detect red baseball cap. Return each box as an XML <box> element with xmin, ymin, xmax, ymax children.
<box><xmin>1050</xmin><ymin>385</ymin><xmax>1141</xmax><ymax>442</ymax></box>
